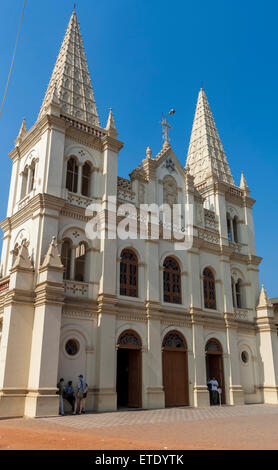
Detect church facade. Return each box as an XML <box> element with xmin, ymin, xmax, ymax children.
<box><xmin>0</xmin><ymin>10</ymin><xmax>278</xmax><ymax>418</ymax></box>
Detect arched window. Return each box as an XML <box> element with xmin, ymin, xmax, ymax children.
<box><xmin>118</xmin><ymin>330</ymin><xmax>142</xmax><ymax>348</ymax></box>
<box><xmin>203</xmin><ymin>268</ymin><xmax>216</xmax><ymax>310</ymax></box>
<box><xmin>120</xmin><ymin>249</ymin><xmax>138</xmax><ymax>297</ymax></box>
<box><xmin>233</xmin><ymin>217</ymin><xmax>239</xmax><ymax>243</ymax></box>
<box><xmin>235</xmin><ymin>280</ymin><xmax>242</xmax><ymax>308</ymax></box>
<box><xmin>162</xmin><ymin>331</ymin><xmax>186</xmax><ymax>349</ymax></box>
<box><xmin>61</xmin><ymin>239</ymin><xmax>72</xmax><ymax>280</ymax></box>
<box><xmin>20</xmin><ymin>166</ymin><xmax>28</xmax><ymax>199</ymax></box>
<box><xmin>163</xmin><ymin>257</ymin><xmax>181</xmax><ymax>304</ymax></box>
<box><xmin>226</xmin><ymin>214</ymin><xmax>232</xmax><ymax>242</ymax></box>
<box><xmin>81</xmin><ymin>163</ymin><xmax>91</xmax><ymax>197</ymax></box>
<box><xmin>231</xmin><ymin>276</ymin><xmax>243</xmax><ymax>309</ymax></box>
<box><xmin>66</xmin><ymin>157</ymin><xmax>78</xmax><ymax>193</ymax></box>
<box><xmin>231</xmin><ymin>277</ymin><xmax>236</xmax><ymax>308</ymax></box>
<box><xmin>75</xmin><ymin>241</ymin><xmax>87</xmax><ymax>282</ymax></box>
<box><xmin>29</xmin><ymin>160</ymin><xmax>36</xmax><ymax>192</ymax></box>
<box><xmin>205</xmin><ymin>339</ymin><xmax>222</xmax><ymax>353</ymax></box>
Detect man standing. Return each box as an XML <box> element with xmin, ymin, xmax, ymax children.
<box><xmin>73</xmin><ymin>374</ymin><xmax>87</xmax><ymax>415</ymax></box>
<box><xmin>208</xmin><ymin>377</ymin><xmax>219</xmax><ymax>405</ymax></box>
<box><xmin>57</xmin><ymin>378</ymin><xmax>65</xmax><ymax>416</ymax></box>
<box><xmin>64</xmin><ymin>380</ymin><xmax>75</xmax><ymax>412</ymax></box>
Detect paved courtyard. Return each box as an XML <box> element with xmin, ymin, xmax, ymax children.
<box><xmin>39</xmin><ymin>403</ymin><xmax>278</xmax><ymax>428</ymax></box>
<box><xmin>1</xmin><ymin>404</ymin><xmax>278</xmax><ymax>449</ymax></box>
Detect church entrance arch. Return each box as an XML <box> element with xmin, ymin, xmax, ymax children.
<box><xmin>116</xmin><ymin>330</ymin><xmax>142</xmax><ymax>408</ymax></box>
<box><xmin>205</xmin><ymin>339</ymin><xmax>226</xmax><ymax>405</ymax></box>
<box><xmin>162</xmin><ymin>331</ymin><xmax>189</xmax><ymax>407</ymax></box>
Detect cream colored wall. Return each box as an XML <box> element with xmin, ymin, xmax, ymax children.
<box><xmin>58</xmin><ymin>317</ymin><xmax>97</xmax><ymax>390</ymax></box>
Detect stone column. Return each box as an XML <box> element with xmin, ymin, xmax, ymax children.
<box><xmin>94</xmin><ymin>311</ymin><xmax>117</xmax><ymax>411</ymax></box>
<box><xmin>191</xmin><ymin>318</ymin><xmax>210</xmax><ymax>407</ymax></box>
<box><xmin>214</xmin><ymin>185</ymin><xmax>228</xmax><ymax>246</ymax></box>
<box><xmin>94</xmin><ymin>134</ymin><xmax>123</xmax><ymax>411</ymax></box>
<box><xmin>256</xmin><ymin>286</ymin><xmax>278</xmax><ymax>404</ymax></box>
<box><xmin>188</xmin><ymin>246</ymin><xmax>210</xmax><ymax>407</ymax></box>
<box><xmin>24</xmin><ymin>237</ymin><xmax>64</xmax><ymax>417</ymax></box>
<box><xmin>219</xmin><ymin>252</ymin><xmax>244</xmax><ymax>405</ymax></box>
<box><xmin>77</xmin><ymin>163</ymin><xmax>82</xmax><ymax>195</ymax></box>
<box><xmin>224</xmin><ymin>313</ymin><xmax>245</xmax><ymax>405</ymax></box>
<box><xmin>0</xmin><ymin>241</ymin><xmax>35</xmax><ymax>418</ymax></box>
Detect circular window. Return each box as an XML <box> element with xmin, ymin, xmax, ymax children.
<box><xmin>241</xmin><ymin>351</ymin><xmax>249</xmax><ymax>364</ymax></box>
<box><xmin>65</xmin><ymin>339</ymin><xmax>80</xmax><ymax>356</ymax></box>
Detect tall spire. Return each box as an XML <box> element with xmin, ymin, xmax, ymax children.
<box><xmin>38</xmin><ymin>10</ymin><xmax>99</xmax><ymax>126</ymax></box>
<box><xmin>185</xmin><ymin>88</ymin><xmax>234</xmax><ymax>186</ymax></box>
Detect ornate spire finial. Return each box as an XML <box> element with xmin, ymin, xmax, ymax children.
<box><xmin>201</xmin><ymin>80</ymin><xmax>203</xmax><ymax>89</ymax></box>
<box><xmin>240</xmin><ymin>171</ymin><xmax>249</xmax><ymax>191</ymax></box>
<box><xmin>146</xmin><ymin>146</ymin><xmax>152</xmax><ymax>159</ymax></box>
<box><xmin>15</xmin><ymin>117</ymin><xmax>27</xmax><ymax>146</ymax></box>
<box><xmin>257</xmin><ymin>284</ymin><xmax>273</xmax><ymax>309</ymax></box>
<box><xmin>41</xmin><ymin>236</ymin><xmax>63</xmax><ymax>269</ymax></box>
<box><xmin>106</xmin><ymin>108</ymin><xmax>118</xmax><ymax>137</ymax></box>
<box><xmin>11</xmin><ymin>239</ymin><xmax>33</xmax><ymax>271</ymax></box>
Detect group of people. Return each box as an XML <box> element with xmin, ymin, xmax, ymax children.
<box><xmin>57</xmin><ymin>374</ymin><xmax>88</xmax><ymax>416</ymax></box>
<box><xmin>207</xmin><ymin>377</ymin><xmax>222</xmax><ymax>405</ymax></box>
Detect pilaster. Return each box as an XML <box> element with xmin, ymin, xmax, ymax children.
<box><xmin>0</xmin><ymin>241</ymin><xmax>35</xmax><ymax>417</ymax></box>
<box><xmin>256</xmin><ymin>286</ymin><xmax>278</xmax><ymax>404</ymax></box>
<box><xmin>24</xmin><ymin>237</ymin><xmax>64</xmax><ymax>417</ymax></box>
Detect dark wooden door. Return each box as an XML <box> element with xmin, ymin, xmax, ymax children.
<box><xmin>128</xmin><ymin>349</ymin><xmax>141</xmax><ymax>408</ymax></box>
<box><xmin>163</xmin><ymin>350</ymin><xmax>189</xmax><ymax>406</ymax></box>
<box><xmin>207</xmin><ymin>354</ymin><xmax>226</xmax><ymax>404</ymax></box>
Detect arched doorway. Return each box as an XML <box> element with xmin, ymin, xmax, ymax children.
<box><xmin>205</xmin><ymin>339</ymin><xmax>226</xmax><ymax>405</ymax></box>
<box><xmin>116</xmin><ymin>330</ymin><xmax>142</xmax><ymax>408</ymax></box>
<box><xmin>162</xmin><ymin>331</ymin><xmax>189</xmax><ymax>407</ymax></box>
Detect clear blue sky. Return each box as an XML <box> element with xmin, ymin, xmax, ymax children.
<box><xmin>0</xmin><ymin>0</ymin><xmax>277</xmax><ymax>297</ymax></box>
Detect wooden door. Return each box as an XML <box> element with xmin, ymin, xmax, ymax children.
<box><xmin>128</xmin><ymin>349</ymin><xmax>141</xmax><ymax>408</ymax></box>
<box><xmin>207</xmin><ymin>354</ymin><xmax>226</xmax><ymax>404</ymax></box>
<box><xmin>163</xmin><ymin>350</ymin><xmax>189</xmax><ymax>407</ymax></box>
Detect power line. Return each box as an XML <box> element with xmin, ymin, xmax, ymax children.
<box><xmin>0</xmin><ymin>0</ymin><xmax>27</xmax><ymax>117</ymax></box>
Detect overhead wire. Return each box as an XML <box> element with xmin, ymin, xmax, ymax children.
<box><xmin>0</xmin><ymin>0</ymin><xmax>27</xmax><ymax>117</ymax></box>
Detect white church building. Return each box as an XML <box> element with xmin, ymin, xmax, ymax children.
<box><xmin>0</xmin><ymin>10</ymin><xmax>278</xmax><ymax>418</ymax></box>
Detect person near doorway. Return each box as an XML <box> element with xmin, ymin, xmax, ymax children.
<box><xmin>57</xmin><ymin>378</ymin><xmax>65</xmax><ymax>416</ymax></box>
<box><xmin>81</xmin><ymin>382</ymin><xmax>88</xmax><ymax>414</ymax></box>
<box><xmin>73</xmin><ymin>374</ymin><xmax>86</xmax><ymax>415</ymax></box>
<box><xmin>207</xmin><ymin>379</ymin><xmax>213</xmax><ymax>405</ymax></box>
<box><xmin>208</xmin><ymin>377</ymin><xmax>219</xmax><ymax>405</ymax></box>
<box><xmin>64</xmin><ymin>380</ymin><xmax>75</xmax><ymax>412</ymax></box>
<box><xmin>217</xmin><ymin>385</ymin><xmax>222</xmax><ymax>406</ymax></box>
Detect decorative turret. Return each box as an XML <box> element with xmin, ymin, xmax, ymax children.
<box><xmin>106</xmin><ymin>108</ymin><xmax>118</xmax><ymax>137</ymax></box>
<box><xmin>38</xmin><ymin>9</ymin><xmax>99</xmax><ymax>126</ymax></box>
<box><xmin>240</xmin><ymin>171</ymin><xmax>250</xmax><ymax>195</ymax></box>
<box><xmin>257</xmin><ymin>284</ymin><xmax>273</xmax><ymax>310</ymax></box>
<box><xmin>11</xmin><ymin>239</ymin><xmax>33</xmax><ymax>271</ymax></box>
<box><xmin>41</xmin><ymin>237</ymin><xmax>63</xmax><ymax>269</ymax></box>
<box><xmin>146</xmin><ymin>146</ymin><xmax>152</xmax><ymax>159</ymax></box>
<box><xmin>14</xmin><ymin>117</ymin><xmax>26</xmax><ymax>147</ymax></box>
<box><xmin>185</xmin><ymin>87</ymin><xmax>234</xmax><ymax>186</ymax></box>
